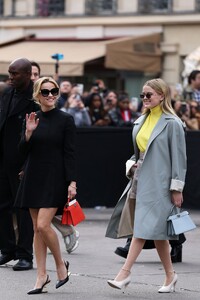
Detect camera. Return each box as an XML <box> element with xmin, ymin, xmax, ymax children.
<box><xmin>51</xmin><ymin>53</ymin><xmax>64</xmax><ymax>60</ymax></box>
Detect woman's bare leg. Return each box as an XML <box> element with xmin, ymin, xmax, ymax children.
<box><xmin>115</xmin><ymin>238</ymin><xmax>145</xmax><ymax>281</ymax></box>
<box><xmin>29</xmin><ymin>208</ymin><xmax>48</xmax><ymax>288</ymax></box>
<box><xmin>36</xmin><ymin>208</ymin><xmax>67</xmax><ymax>281</ymax></box>
<box><xmin>154</xmin><ymin>240</ymin><xmax>175</xmax><ymax>285</ymax></box>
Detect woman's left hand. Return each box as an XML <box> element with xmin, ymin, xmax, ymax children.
<box><xmin>68</xmin><ymin>182</ymin><xmax>77</xmax><ymax>199</ymax></box>
<box><xmin>171</xmin><ymin>191</ymin><xmax>183</xmax><ymax>208</ymax></box>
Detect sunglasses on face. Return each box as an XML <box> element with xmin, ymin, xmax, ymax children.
<box><xmin>40</xmin><ymin>88</ymin><xmax>59</xmax><ymax>97</ymax></box>
<box><xmin>140</xmin><ymin>92</ymin><xmax>153</xmax><ymax>99</ymax></box>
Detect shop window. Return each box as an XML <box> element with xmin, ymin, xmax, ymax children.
<box><xmin>85</xmin><ymin>0</ymin><xmax>117</xmax><ymax>15</ymax></box>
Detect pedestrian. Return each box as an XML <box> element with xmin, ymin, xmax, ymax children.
<box><xmin>30</xmin><ymin>62</ymin><xmax>80</xmax><ymax>253</ymax></box>
<box><xmin>14</xmin><ymin>76</ymin><xmax>76</xmax><ymax>294</ymax></box>
<box><xmin>106</xmin><ymin>78</ymin><xmax>187</xmax><ymax>293</ymax></box>
<box><xmin>0</xmin><ymin>58</ymin><xmax>39</xmax><ymax>271</ymax></box>
<box><xmin>57</xmin><ymin>80</ymin><xmax>72</xmax><ymax>109</ymax></box>
<box><xmin>30</xmin><ymin>61</ymin><xmax>41</xmax><ymax>83</ymax></box>
<box><xmin>183</xmin><ymin>70</ymin><xmax>200</xmax><ymax>102</ymax></box>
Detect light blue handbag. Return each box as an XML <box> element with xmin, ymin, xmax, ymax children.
<box><xmin>167</xmin><ymin>206</ymin><xmax>196</xmax><ymax>236</ymax></box>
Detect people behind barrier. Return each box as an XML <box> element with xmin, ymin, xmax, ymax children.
<box><xmin>108</xmin><ymin>92</ymin><xmax>139</xmax><ymax>127</ymax></box>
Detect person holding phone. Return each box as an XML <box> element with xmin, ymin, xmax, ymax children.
<box><xmin>61</xmin><ymin>93</ymin><xmax>91</xmax><ymax>127</ymax></box>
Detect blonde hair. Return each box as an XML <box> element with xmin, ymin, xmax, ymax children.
<box><xmin>142</xmin><ymin>78</ymin><xmax>176</xmax><ymax>116</ymax></box>
<box><xmin>33</xmin><ymin>77</ymin><xmax>59</xmax><ymax>104</ymax></box>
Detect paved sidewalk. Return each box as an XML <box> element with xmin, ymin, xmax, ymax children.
<box><xmin>0</xmin><ymin>208</ymin><xmax>199</xmax><ymax>299</ymax></box>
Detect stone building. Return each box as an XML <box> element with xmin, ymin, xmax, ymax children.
<box><xmin>0</xmin><ymin>0</ymin><xmax>200</xmax><ymax>96</ymax></box>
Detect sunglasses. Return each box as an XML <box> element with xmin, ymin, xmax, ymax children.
<box><xmin>40</xmin><ymin>88</ymin><xmax>59</xmax><ymax>97</ymax></box>
<box><xmin>140</xmin><ymin>92</ymin><xmax>153</xmax><ymax>99</ymax></box>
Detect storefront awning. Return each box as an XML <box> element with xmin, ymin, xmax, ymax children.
<box><xmin>105</xmin><ymin>33</ymin><xmax>162</xmax><ymax>73</ymax></box>
<box><xmin>0</xmin><ymin>34</ymin><xmax>162</xmax><ymax>76</ymax></box>
<box><xmin>0</xmin><ymin>40</ymin><xmax>107</xmax><ymax>76</ymax></box>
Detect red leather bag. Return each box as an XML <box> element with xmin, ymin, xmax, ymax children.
<box><xmin>61</xmin><ymin>198</ymin><xmax>85</xmax><ymax>226</ymax></box>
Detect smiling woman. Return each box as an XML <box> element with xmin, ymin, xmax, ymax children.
<box><xmin>33</xmin><ymin>77</ymin><xmax>60</xmax><ymax>112</ymax></box>
<box><xmin>14</xmin><ymin>76</ymin><xmax>77</xmax><ymax>294</ymax></box>
<box><xmin>107</xmin><ymin>78</ymin><xmax>187</xmax><ymax>294</ymax></box>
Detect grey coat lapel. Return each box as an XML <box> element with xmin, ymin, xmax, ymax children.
<box><xmin>132</xmin><ymin>113</ymin><xmax>177</xmax><ymax>160</ymax></box>
<box><xmin>144</xmin><ymin>114</ymin><xmax>175</xmax><ymax>158</ymax></box>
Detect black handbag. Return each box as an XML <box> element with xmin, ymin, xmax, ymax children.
<box><xmin>167</xmin><ymin>206</ymin><xmax>196</xmax><ymax>237</ymax></box>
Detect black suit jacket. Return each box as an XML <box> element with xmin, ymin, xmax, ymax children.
<box><xmin>0</xmin><ymin>82</ymin><xmax>40</xmax><ymax>170</ymax></box>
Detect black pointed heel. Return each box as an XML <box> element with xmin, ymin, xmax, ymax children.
<box><xmin>56</xmin><ymin>261</ymin><xmax>70</xmax><ymax>289</ymax></box>
<box><xmin>27</xmin><ymin>275</ymin><xmax>51</xmax><ymax>295</ymax></box>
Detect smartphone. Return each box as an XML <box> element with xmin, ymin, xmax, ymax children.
<box><xmin>76</xmin><ymin>84</ymin><xmax>84</xmax><ymax>95</ymax></box>
<box><xmin>75</xmin><ymin>94</ymin><xmax>81</xmax><ymax>101</ymax></box>
<box><xmin>180</xmin><ymin>103</ymin><xmax>187</xmax><ymax>114</ymax></box>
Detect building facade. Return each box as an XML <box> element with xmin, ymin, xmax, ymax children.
<box><xmin>0</xmin><ymin>0</ymin><xmax>200</xmax><ymax>97</ymax></box>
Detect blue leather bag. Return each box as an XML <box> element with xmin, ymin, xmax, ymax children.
<box><xmin>167</xmin><ymin>206</ymin><xmax>196</xmax><ymax>236</ymax></box>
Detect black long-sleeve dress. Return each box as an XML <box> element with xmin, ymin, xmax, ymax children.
<box><xmin>15</xmin><ymin>108</ymin><xmax>76</xmax><ymax>212</ymax></box>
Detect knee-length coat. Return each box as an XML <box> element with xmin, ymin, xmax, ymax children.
<box><xmin>106</xmin><ymin>112</ymin><xmax>187</xmax><ymax>240</ymax></box>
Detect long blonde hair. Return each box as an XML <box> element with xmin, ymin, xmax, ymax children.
<box><xmin>142</xmin><ymin>78</ymin><xmax>176</xmax><ymax>116</ymax></box>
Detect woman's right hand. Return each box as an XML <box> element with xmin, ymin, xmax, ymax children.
<box><xmin>171</xmin><ymin>191</ymin><xmax>183</xmax><ymax>208</ymax></box>
<box><xmin>25</xmin><ymin>112</ymin><xmax>39</xmax><ymax>141</ymax></box>
<box><xmin>26</xmin><ymin>112</ymin><xmax>39</xmax><ymax>131</ymax></box>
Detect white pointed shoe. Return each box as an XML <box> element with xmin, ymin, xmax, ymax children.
<box><xmin>107</xmin><ymin>274</ymin><xmax>131</xmax><ymax>290</ymax></box>
<box><xmin>158</xmin><ymin>272</ymin><xmax>178</xmax><ymax>293</ymax></box>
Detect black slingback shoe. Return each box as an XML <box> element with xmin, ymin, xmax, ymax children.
<box><xmin>27</xmin><ymin>275</ymin><xmax>51</xmax><ymax>295</ymax></box>
<box><xmin>56</xmin><ymin>261</ymin><xmax>70</xmax><ymax>289</ymax></box>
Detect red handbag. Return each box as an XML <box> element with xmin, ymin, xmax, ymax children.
<box><xmin>61</xmin><ymin>198</ymin><xmax>85</xmax><ymax>226</ymax></box>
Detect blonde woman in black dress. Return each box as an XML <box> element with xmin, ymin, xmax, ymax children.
<box><xmin>15</xmin><ymin>77</ymin><xmax>77</xmax><ymax>294</ymax></box>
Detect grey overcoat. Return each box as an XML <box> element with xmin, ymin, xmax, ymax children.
<box><xmin>106</xmin><ymin>113</ymin><xmax>187</xmax><ymax>240</ymax></box>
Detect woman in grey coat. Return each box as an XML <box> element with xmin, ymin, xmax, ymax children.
<box><xmin>107</xmin><ymin>78</ymin><xmax>187</xmax><ymax>293</ymax></box>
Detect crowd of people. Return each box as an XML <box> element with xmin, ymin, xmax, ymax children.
<box><xmin>171</xmin><ymin>70</ymin><xmax>200</xmax><ymax>130</ymax></box>
<box><xmin>0</xmin><ymin>57</ymin><xmax>197</xmax><ymax>295</ymax></box>
<box><xmin>56</xmin><ymin>79</ymin><xmax>141</xmax><ymax>127</ymax></box>
<box><xmin>1</xmin><ymin>65</ymin><xmax>200</xmax><ymax>131</ymax></box>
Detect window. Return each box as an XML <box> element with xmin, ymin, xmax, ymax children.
<box><xmin>0</xmin><ymin>0</ymin><xmax>3</xmax><ymax>16</ymax></box>
<box><xmin>85</xmin><ymin>0</ymin><xmax>117</xmax><ymax>15</ymax></box>
<box><xmin>196</xmin><ymin>0</ymin><xmax>200</xmax><ymax>11</ymax></box>
<box><xmin>36</xmin><ymin>0</ymin><xmax>64</xmax><ymax>17</ymax></box>
<box><xmin>138</xmin><ymin>0</ymin><xmax>172</xmax><ymax>14</ymax></box>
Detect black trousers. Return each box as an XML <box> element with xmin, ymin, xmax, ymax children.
<box><xmin>0</xmin><ymin>164</ymin><xmax>33</xmax><ymax>261</ymax></box>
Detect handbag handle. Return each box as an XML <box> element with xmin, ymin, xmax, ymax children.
<box><xmin>169</xmin><ymin>205</ymin><xmax>181</xmax><ymax>216</ymax></box>
<box><xmin>64</xmin><ymin>197</ymin><xmax>71</xmax><ymax>207</ymax></box>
